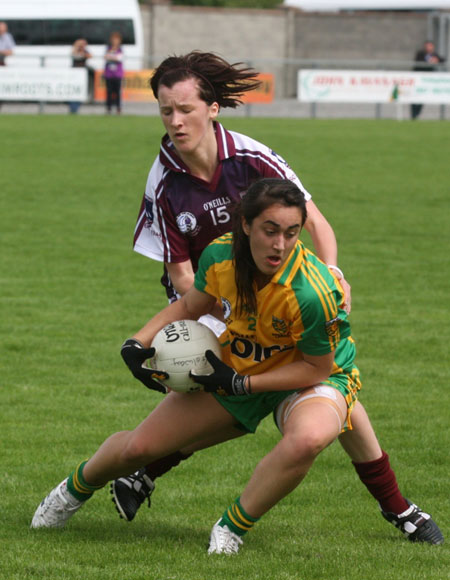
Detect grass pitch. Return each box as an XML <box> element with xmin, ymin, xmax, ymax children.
<box><xmin>1</xmin><ymin>114</ymin><xmax>449</xmax><ymax>580</ymax></box>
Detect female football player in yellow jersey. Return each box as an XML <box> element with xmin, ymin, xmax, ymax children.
<box><xmin>112</xmin><ymin>51</ymin><xmax>441</xmax><ymax>546</ymax></box>
<box><xmin>31</xmin><ymin>179</ymin><xmax>443</xmax><ymax>551</ymax></box>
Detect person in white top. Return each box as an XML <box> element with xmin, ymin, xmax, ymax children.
<box><xmin>0</xmin><ymin>21</ymin><xmax>15</xmax><ymax>66</ymax></box>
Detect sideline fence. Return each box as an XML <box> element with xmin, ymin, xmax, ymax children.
<box><xmin>0</xmin><ymin>54</ymin><xmax>448</xmax><ymax>119</ymax></box>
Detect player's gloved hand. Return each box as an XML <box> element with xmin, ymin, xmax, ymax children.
<box><xmin>190</xmin><ymin>350</ymin><xmax>251</xmax><ymax>396</ymax></box>
<box><xmin>121</xmin><ymin>338</ymin><xmax>169</xmax><ymax>394</ymax></box>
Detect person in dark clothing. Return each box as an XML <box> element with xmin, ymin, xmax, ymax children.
<box><xmin>68</xmin><ymin>39</ymin><xmax>92</xmax><ymax>114</ymax></box>
<box><xmin>411</xmin><ymin>41</ymin><xmax>445</xmax><ymax>120</ymax></box>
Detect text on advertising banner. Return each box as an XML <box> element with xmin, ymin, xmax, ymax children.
<box><xmin>0</xmin><ymin>68</ymin><xmax>88</xmax><ymax>101</ymax></box>
<box><xmin>298</xmin><ymin>70</ymin><xmax>450</xmax><ymax>104</ymax></box>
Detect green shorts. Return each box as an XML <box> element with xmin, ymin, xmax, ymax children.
<box><xmin>212</xmin><ymin>390</ymin><xmax>298</xmax><ymax>433</ymax></box>
<box><xmin>212</xmin><ymin>366</ymin><xmax>361</xmax><ymax>434</ymax></box>
<box><xmin>274</xmin><ymin>367</ymin><xmax>362</xmax><ymax>432</ymax></box>
<box><xmin>322</xmin><ymin>366</ymin><xmax>361</xmax><ymax>402</ymax></box>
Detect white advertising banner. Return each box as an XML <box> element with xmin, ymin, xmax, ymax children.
<box><xmin>298</xmin><ymin>70</ymin><xmax>450</xmax><ymax>104</ymax></box>
<box><xmin>0</xmin><ymin>68</ymin><xmax>88</xmax><ymax>101</ymax></box>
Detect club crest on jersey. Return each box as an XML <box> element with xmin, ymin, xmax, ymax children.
<box><xmin>272</xmin><ymin>316</ymin><xmax>290</xmax><ymax>337</ymax></box>
<box><xmin>144</xmin><ymin>197</ymin><xmax>154</xmax><ymax>227</ymax></box>
<box><xmin>221</xmin><ymin>297</ymin><xmax>232</xmax><ymax>320</ymax></box>
<box><xmin>176</xmin><ymin>212</ymin><xmax>200</xmax><ymax>236</ymax></box>
<box><xmin>325</xmin><ymin>316</ymin><xmax>341</xmax><ymax>338</ymax></box>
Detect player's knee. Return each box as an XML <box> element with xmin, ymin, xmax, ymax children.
<box><xmin>284</xmin><ymin>429</ymin><xmax>329</xmax><ymax>464</ymax></box>
<box><xmin>119</xmin><ymin>433</ymin><xmax>153</xmax><ymax>465</ymax></box>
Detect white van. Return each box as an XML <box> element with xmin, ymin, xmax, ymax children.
<box><xmin>1</xmin><ymin>0</ymin><xmax>145</xmax><ymax>70</ymax></box>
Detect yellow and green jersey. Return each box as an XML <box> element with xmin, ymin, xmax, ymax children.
<box><xmin>194</xmin><ymin>233</ymin><xmax>356</xmax><ymax>379</ymax></box>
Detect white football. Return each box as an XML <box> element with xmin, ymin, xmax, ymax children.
<box><xmin>149</xmin><ymin>319</ymin><xmax>222</xmax><ymax>393</ymax></box>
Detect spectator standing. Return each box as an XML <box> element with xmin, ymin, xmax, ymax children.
<box><xmin>69</xmin><ymin>38</ymin><xmax>92</xmax><ymax>114</ymax></box>
<box><xmin>411</xmin><ymin>40</ymin><xmax>445</xmax><ymax>120</ymax></box>
<box><xmin>0</xmin><ymin>21</ymin><xmax>15</xmax><ymax>66</ymax></box>
<box><xmin>104</xmin><ymin>32</ymin><xmax>124</xmax><ymax>114</ymax></box>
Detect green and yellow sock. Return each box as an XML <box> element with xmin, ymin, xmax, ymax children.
<box><xmin>67</xmin><ymin>460</ymin><xmax>104</xmax><ymax>502</ymax></box>
<box><xmin>219</xmin><ymin>497</ymin><xmax>260</xmax><ymax>537</ymax></box>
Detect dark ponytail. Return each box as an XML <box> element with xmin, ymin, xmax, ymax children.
<box><xmin>150</xmin><ymin>51</ymin><xmax>261</xmax><ymax>107</ymax></box>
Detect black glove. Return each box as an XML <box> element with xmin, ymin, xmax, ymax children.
<box><xmin>121</xmin><ymin>338</ymin><xmax>169</xmax><ymax>394</ymax></box>
<box><xmin>190</xmin><ymin>350</ymin><xmax>251</xmax><ymax>396</ymax></box>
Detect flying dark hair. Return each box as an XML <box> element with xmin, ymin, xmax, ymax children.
<box><xmin>232</xmin><ymin>178</ymin><xmax>308</xmax><ymax>316</ymax></box>
<box><xmin>150</xmin><ymin>51</ymin><xmax>261</xmax><ymax>108</ymax></box>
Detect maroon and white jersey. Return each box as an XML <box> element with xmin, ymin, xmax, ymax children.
<box><xmin>133</xmin><ymin>121</ymin><xmax>312</xmax><ymax>301</ymax></box>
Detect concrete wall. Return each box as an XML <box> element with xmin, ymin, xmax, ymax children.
<box><xmin>285</xmin><ymin>10</ymin><xmax>430</xmax><ymax>95</ymax></box>
<box><xmin>293</xmin><ymin>11</ymin><xmax>428</xmax><ymax>60</ymax></box>
<box><xmin>140</xmin><ymin>3</ymin><xmax>432</xmax><ymax>98</ymax></box>
<box><xmin>141</xmin><ymin>4</ymin><xmax>287</xmax><ymax>62</ymax></box>
<box><xmin>141</xmin><ymin>4</ymin><xmax>288</xmax><ymax>96</ymax></box>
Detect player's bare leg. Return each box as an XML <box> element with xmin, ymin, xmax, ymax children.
<box><xmin>31</xmin><ymin>391</ymin><xmax>233</xmax><ymax>528</ymax></box>
<box><xmin>111</xmin><ymin>424</ymin><xmax>245</xmax><ymax>521</ymax></box>
<box><xmin>209</xmin><ymin>389</ymin><xmax>346</xmax><ymax>554</ymax></box>
<box><xmin>240</xmin><ymin>393</ymin><xmax>346</xmax><ymax>516</ymax></box>
<box><xmin>83</xmin><ymin>391</ymin><xmax>233</xmax><ymax>484</ymax></box>
<box><xmin>338</xmin><ymin>401</ymin><xmax>381</xmax><ymax>461</ymax></box>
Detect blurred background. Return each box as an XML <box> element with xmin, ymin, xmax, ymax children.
<box><xmin>1</xmin><ymin>0</ymin><xmax>449</xmax><ymax>118</ymax></box>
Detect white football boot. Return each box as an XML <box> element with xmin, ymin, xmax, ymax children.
<box><xmin>31</xmin><ymin>478</ymin><xmax>84</xmax><ymax>528</ymax></box>
<box><xmin>208</xmin><ymin>520</ymin><xmax>243</xmax><ymax>555</ymax></box>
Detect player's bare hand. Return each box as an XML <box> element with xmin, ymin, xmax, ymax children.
<box><xmin>339</xmin><ymin>277</ymin><xmax>352</xmax><ymax>314</ymax></box>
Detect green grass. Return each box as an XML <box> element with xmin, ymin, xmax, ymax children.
<box><xmin>1</xmin><ymin>115</ymin><xmax>449</xmax><ymax>579</ymax></box>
